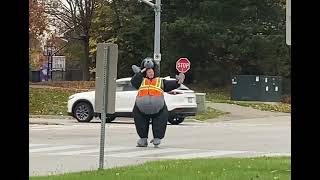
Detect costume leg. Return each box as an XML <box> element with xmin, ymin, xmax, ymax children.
<box><xmin>151</xmin><ymin>105</ymin><xmax>169</xmax><ymax>139</ymax></box>
<box><xmin>133</xmin><ymin>105</ymin><xmax>150</xmax><ymax>138</ymax></box>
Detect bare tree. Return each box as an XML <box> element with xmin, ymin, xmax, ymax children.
<box><xmin>45</xmin><ymin>0</ymin><xmax>96</xmax><ymax>81</ymax></box>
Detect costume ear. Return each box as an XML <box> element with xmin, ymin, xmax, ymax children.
<box><xmin>141</xmin><ymin>59</ymin><xmax>146</xmax><ymax>68</ymax></box>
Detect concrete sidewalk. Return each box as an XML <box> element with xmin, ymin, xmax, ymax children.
<box><xmin>206</xmin><ymin>102</ymin><xmax>290</xmax><ymax>122</ymax></box>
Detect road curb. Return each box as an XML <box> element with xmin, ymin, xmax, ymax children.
<box><xmin>29</xmin><ymin>115</ymin><xmax>72</xmax><ymax>119</ymax></box>
<box><xmin>29</xmin><ymin>121</ymin><xmax>64</xmax><ymax>125</ymax></box>
<box><xmin>29</xmin><ymin>115</ymin><xmax>72</xmax><ymax>125</ymax></box>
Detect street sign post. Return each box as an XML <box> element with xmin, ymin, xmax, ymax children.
<box><xmin>176</xmin><ymin>58</ymin><xmax>191</xmax><ymax>73</ymax></box>
<box><xmin>95</xmin><ymin>43</ymin><xmax>118</xmax><ymax>170</ymax></box>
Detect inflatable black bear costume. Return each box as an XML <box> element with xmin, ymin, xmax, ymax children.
<box><xmin>130</xmin><ymin>57</ymin><xmax>185</xmax><ymax>147</ymax></box>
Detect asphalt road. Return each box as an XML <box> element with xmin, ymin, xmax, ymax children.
<box><xmin>29</xmin><ymin>113</ymin><xmax>291</xmax><ymax>176</ymax></box>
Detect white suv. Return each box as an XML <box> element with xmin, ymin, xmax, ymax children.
<box><xmin>67</xmin><ymin>77</ymin><xmax>197</xmax><ymax>125</ymax></box>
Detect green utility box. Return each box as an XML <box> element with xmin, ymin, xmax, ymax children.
<box><xmin>30</xmin><ymin>71</ymin><xmax>40</xmax><ymax>82</ymax></box>
<box><xmin>231</xmin><ymin>75</ymin><xmax>282</xmax><ymax>102</ymax></box>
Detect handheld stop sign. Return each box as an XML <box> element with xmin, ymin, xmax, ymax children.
<box><xmin>176</xmin><ymin>58</ymin><xmax>190</xmax><ymax>73</ymax></box>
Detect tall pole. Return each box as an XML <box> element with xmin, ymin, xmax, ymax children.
<box><xmin>47</xmin><ymin>54</ymin><xmax>50</xmax><ymax>81</ymax></box>
<box><xmin>98</xmin><ymin>46</ymin><xmax>109</xmax><ymax>170</ymax></box>
<box><xmin>139</xmin><ymin>0</ymin><xmax>162</xmax><ymax>75</ymax></box>
<box><xmin>286</xmin><ymin>0</ymin><xmax>291</xmax><ymax>46</ymax></box>
<box><xmin>50</xmin><ymin>53</ymin><xmax>53</xmax><ymax>80</ymax></box>
<box><xmin>154</xmin><ymin>0</ymin><xmax>161</xmax><ymax>75</ymax></box>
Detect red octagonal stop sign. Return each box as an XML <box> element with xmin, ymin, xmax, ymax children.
<box><xmin>176</xmin><ymin>58</ymin><xmax>190</xmax><ymax>73</ymax></box>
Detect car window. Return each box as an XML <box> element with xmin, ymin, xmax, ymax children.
<box><xmin>116</xmin><ymin>83</ymin><xmax>124</xmax><ymax>91</ymax></box>
<box><xmin>123</xmin><ymin>82</ymin><xmax>137</xmax><ymax>91</ymax></box>
<box><xmin>161</xmin><ymin>78</ymin><xmax>190</xmax><ymax>90</ymax></box>
<box><xmin>116</xmin><ymin>81</ymin><xmax>137</xmax><ymax>91</ymax></box>
<box><xmin>178</xmin><ymin>84</ymin><xmax>190</xmax><ymax>90</ymax></box>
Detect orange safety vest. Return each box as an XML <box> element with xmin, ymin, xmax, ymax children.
<box><xmin>137</xmin><ymin>77</ymin><xmax>163</xmax><ymax>97</ymax></box>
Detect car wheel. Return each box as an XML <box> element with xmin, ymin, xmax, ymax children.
<box><xmin>73</xmin><ymin>102</ymin><xmax>94</xmax><ymax>122</ymax></box>
<box><xmin>98</xmin><ymin>114</ymin><xmax>116</xmax><ymax>123</ymax></box>
<box><xmin>168</xmin><ymin>117</ymin><xmax>185</xmax><ymax>125</ymax></box>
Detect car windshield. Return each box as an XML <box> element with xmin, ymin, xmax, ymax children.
<box><xmin>116</xmin><ymin>78</ymin><xmax>191</xmax><ymax>91</ymax></box>
<box><xmin>116</xmin><ymin>81</ymin><xmax>136</xmax><ymax>91</ymax></box>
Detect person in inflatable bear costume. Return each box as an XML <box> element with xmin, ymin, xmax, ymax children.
<box><xmin>130</xmin><ymin>57</ymin><xmax>185</xmax><ymax>148</ymax></box>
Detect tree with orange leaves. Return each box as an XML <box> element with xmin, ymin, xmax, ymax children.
<box><xmin>29</xmin><ymin>0</ymin><xmax>48</xmax><ymax>49</ymax></box>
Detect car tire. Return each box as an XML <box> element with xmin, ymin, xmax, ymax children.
<box><xmin>73</xmin><ymin>102</ymin><xmax>94</xmax><ymax>123</ymax></box>
<box><xmin>168</xmin><ymin>117</ymin><xmax>185</xmax><ymax>125</ymax></box>
<box><xmin>98</xmin><ymin>114</ymin><xmax>116</xmax><ymax>123</ymax></box>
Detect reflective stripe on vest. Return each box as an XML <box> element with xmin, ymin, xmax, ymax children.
<box><xmin>137</xmin><ymin>77</ymin><xmax>163</xmax><ymax>97</ymax></box>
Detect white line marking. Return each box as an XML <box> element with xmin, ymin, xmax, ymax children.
<box><xmin>106</xmin><ymin>148</ymin><xmax>191</xmax><ymax>158</ymax></box>
<box><xmin>48</xmin><ymin>146</ymin><xmax>137</xmax><ymax>156</ymax></box>
<box><xmin>29</xmin><ymin>126</ymin><xmax>90</xmax><ymax>131</ymax></box>
<box><xmin>30</xmin><ymin>145</ymin><xmax>87</xmax><ymax>153</ymax></box>
<box><xmin>29</xmin><ymin>144</ymin><xmax>48</xmax><ymax>148</ymax></box>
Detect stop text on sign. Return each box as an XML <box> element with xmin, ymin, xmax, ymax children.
<box><xmin>176</xmin><ymin>58</ymin><xmax>190</xmax><ymax>73</ymax></box>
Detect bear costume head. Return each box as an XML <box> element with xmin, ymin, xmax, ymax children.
<box><xmin>132</xmin><ymin>57</ymin><xmax>160</xmax><ymax>77</ymax></box>
<box><xmin>141</xmin><ymin>57</ymin><xmax>155</xmax><ymax>69</ymax></box>
<box><xmin>142</xmin><ymin>57</ymin><xmax>160</xmax><ymax>77</ymax></box>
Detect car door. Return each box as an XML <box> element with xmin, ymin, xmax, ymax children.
<box><xmin>115</xmin><ymin>82</ymin><xmax>126</xmax><ymax>112</ymax></box>
<box><xmin>115</xmin><ymin>80</ymin><xmax>137</xmax><ymax>112</ymax></box>
<box><xmin>121</xmin><ymin>81</ymin><xmax>138</xmax><ymax>112</ymax></box>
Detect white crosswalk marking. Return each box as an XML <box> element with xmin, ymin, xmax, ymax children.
<box><xmin>29</xmin><ymin>124</ymin><xmax>136</xmax><ymax>131</ymax></box>
<box><xmin>30</xmin><ymin>126</ymin><xmax>83</xmax><ymax>131</ymax></box>
<box><xmin>29</xmin><ymin>144</ymin><xmax>48</xmax><ymax>148</ymax></box>
<box><xmin>48</xmin><ymin>146</ymin><xmax>137</xmax><ymax>156</ymax></box>
<box><xmin>29</xmin><ymin>143</ymin><xmax>286</xmax><ymax>160</ymax></box>
<box><xmin>158</xmin><ymin>150</ymin><xmax>248</xmax><ymax>159</ymax></box>
<box><xmin>105</xmin><ymin>148</ymin><xmax>191</xmax><ymax>158</ymax></box>
<box><xmin>30</xmin><ymin>145</ymin><xmax>88</xmax><ymax>153</ymax></box>
<box><xmin>176</xmin><ymin>123</ymin><xmax>273</xmax><ymax>128</ymax></box>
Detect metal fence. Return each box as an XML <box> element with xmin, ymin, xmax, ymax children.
<box><xmin>65</xmin><ymin>70</ymin><xmax>82</xmax><ymax>81</ymax></box>
<box><xmin>29</xmin><ymin>69</ymin><xmax>85</xmax><ymax>82</ymax></box>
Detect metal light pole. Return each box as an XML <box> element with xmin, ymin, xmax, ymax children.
<box><xmin>286</xmin><ymin>0</ymin><xmax>291</xmax><ymax>46</ymax></box>
<box><xmin>154</xmin><ymin>0</ymin><xmax>161</xmax><ymax>74</ymax></box>
<box><xmin>44</xmin><ymin>45</ymin><xmax>53</xmax><ymax>81</ymax></box>
<box><xmin>139</xmin><ymin>0</ymin><xmax>161</xmax><ymax>75</ymax></box>
<box><xmin>48</xmin><ymin>46</ymin><xmax>53</xmax><ymax>81</ymax></box>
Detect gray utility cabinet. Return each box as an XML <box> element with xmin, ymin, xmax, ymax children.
<box><xmin>231</xmin><ymin>75</ymin><xmax>282</xmax><ymax>102</ymax></box>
